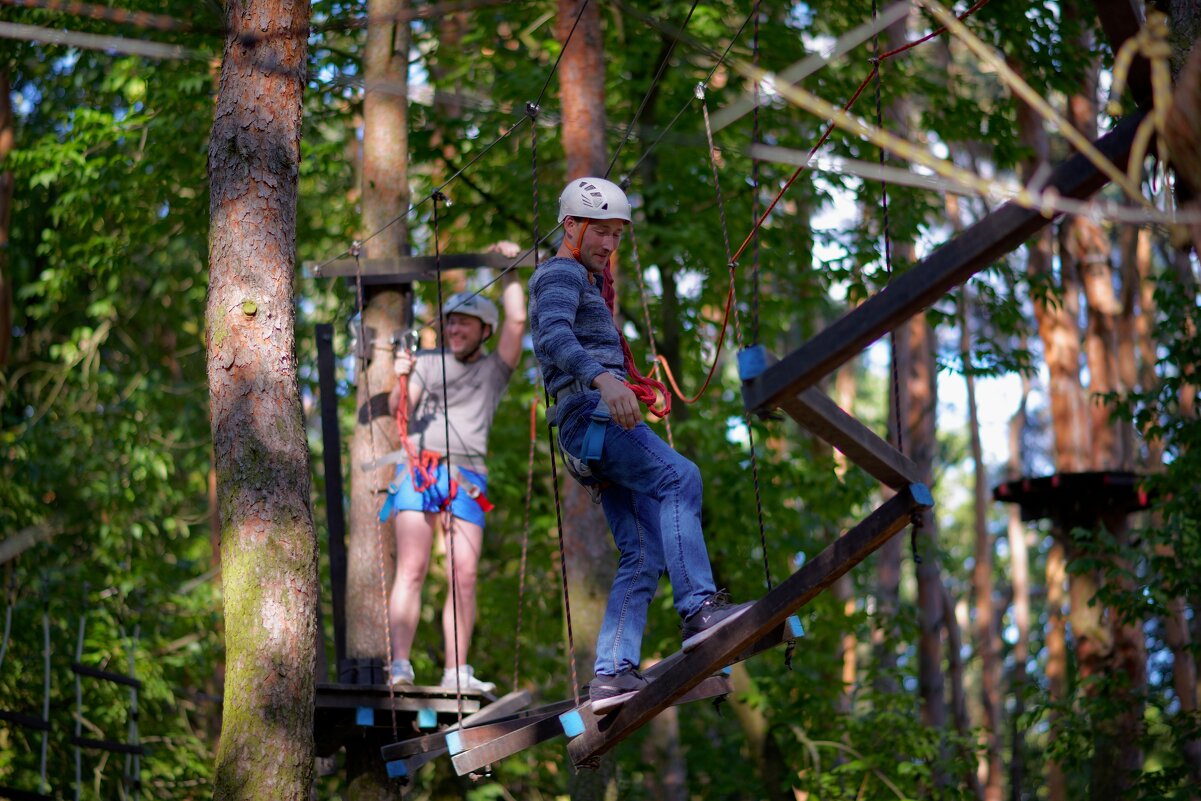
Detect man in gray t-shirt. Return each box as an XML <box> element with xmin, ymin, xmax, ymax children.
<box><xmin>381</xmin><ymin>265</ymin><xmax>525</xmax><ymax>693</ymax></box>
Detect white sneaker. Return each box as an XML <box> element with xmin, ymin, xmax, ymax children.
<box><xmin>440</xmin><ymin>665</ymin><xmax>496</xmax><ymax>694</ymax></box>
<box><xmin>388</xmin><ymin>659</ymin><xmax>415</xmax><ymax>687</ymax></box>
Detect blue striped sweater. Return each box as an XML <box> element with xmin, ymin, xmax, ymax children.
<box><xmin>528</xmin><ymin>256</ymin><xmax>627</xmax><ymax>398</ymax></box>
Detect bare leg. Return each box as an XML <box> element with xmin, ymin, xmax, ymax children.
<box><xmin>388</xmin><ymin>510</ymin><xmax>437</xmax><ymax>661</ymax></box>
<box><xmin>441</xmin><ymin>516</ymin><xmax>484</xmax><ymax>671</ymax></box>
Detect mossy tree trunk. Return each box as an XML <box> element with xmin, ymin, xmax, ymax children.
<box><xmin>206</xmin><ymin>1</ymin><xmax>317</xmax><ymax>799</ymax></box>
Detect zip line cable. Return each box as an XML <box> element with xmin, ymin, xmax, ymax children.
<box><xmin>604</xmin><ymin>0</ymin><xmax>701</xmax><ymax>180</ymax></box>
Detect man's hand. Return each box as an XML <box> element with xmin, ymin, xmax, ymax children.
<box><xmin>393</xmin><ymin>350</ymin><xmax>416</xmax><ymax>377</ymax></box>
<box><xmin>593</xmin><ymin>372</ymin><xmax>640</xmax><ymax>430</ymax></box>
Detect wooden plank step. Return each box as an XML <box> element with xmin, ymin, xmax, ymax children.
<box><xmin>567</xmin><ymin>484</ymin><xmax>932</xmax><ymax>768</ymax></box>
<box><xmin>0</xmin><ymin>709</ymin><xmax>51</xmax><ymax>732</ymax></box>
<box><xmin>451</xmin><ymin>675</ymin><xmax>732</xmax><ymax>776</ymax></box>
<box><xmin>741</xmin><ymin>113</ymin><xmax>1143</xmax><ymax>417</ymax></box>
<box><xmin>71</xmin><ymin>662</ymin><xmax>141</xmax><ymax>690</ymax></box>
<box><xmin>382</xmin><ymin>694</ymin><xmax>564</xmax><ymax>762</ymax></box>
<box><xmin>70</xmin><ymin>736</ymin><xmax>144</xmax><ymax>756</ymax></box>
<box><xmin>0</xmin><ymin>785</ymin><xmax>54</xmax><ymax>801</ymax></box>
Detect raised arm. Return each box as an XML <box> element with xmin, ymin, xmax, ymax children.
<box><xmin>496</xmin><ymin>269</ymin><xmax>526</xmax><ymax>369</ymax></box>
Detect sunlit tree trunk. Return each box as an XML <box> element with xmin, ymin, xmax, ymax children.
<box><xmin>346</xmin><ymin>4</ymin><xmax>410</xmax><ymax>796</ymax></box>
<box><xmin>206</xmin><ymin>1</ymin><xmax>317</xmax><ymax>797</ymax></box>
<box><xmin>834</xmin><ymin>364</ymin><xmax>858</xmax><ymax>715</ymax></box>
<box><xmin>1012</xmin><ymin>55</ymin><xmax>1077</xmax><ymax>801</ymax></box>
<box><xmin>1007</xmin><ymin>372</ymin><xmax>1032</xmax><ymax>801</ymax></box>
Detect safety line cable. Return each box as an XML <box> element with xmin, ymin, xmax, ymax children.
<box><xmin>604</xmin><ymin>0</ymin><xmax>702</xmax><ymax>179</ymax></box>
<box><xmin>545</xmin><ymin>399</ymin><xmax>581</xmax><ymax>707</ymax></box>
<box><xmin>626</xmin><ymin>224</ymin><xmax>674</xmax><ymax>448</ymax></box>
<box><xmin>535</xmin><ymin>0</ymin><xmax>591</xmax><ymax>110</ymax></box>
<box><xmin>622</xmin><ymin>2</ymin><xmax>759</xmax><ymax>183</ymax></box>
<box><xmin>352</xmin><ymin>245</ymin><xmax>400</xmax><ymax>738</ymax></box>
<box><xmin>511</xmin><ymin>396</ymin><xmax>539</xmax><ymax>690</ymax></box>
<box><xmin>430</xmin><ymin>192</ymin><xmax>466</xmax><ymax>724</ymax></box>
<box><xmin>698</xmin><ymin>85</ymin><xmax>772</xmax><ymax>590</ymax></box>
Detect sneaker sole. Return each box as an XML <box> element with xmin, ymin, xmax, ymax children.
<box><xmin>681</xmin><ymin>605</ymin><xmax>753</xmax><ymax>653</ymax></box>
<box><xmin>591</xmin><ymin>689</ymin><xmax>640</xmax><ymax>714</ymax></box>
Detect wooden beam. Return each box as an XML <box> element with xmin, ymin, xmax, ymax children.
<box><xmin>71</xmin><ymin>663</ymin><xmax>141</xmax><ymax>690</ymax></box>
<box><xmin>779</xmin><ymin>387</ymin><xmax>921</xmax><ymax>489</ymax></box>
<box><xmin>380</xmin><ymin>691</ymin><xmax>549</xmax><ymax>761</ymax></box>
<box><xmin>567</xmin><ymin>484</ymin><xmax>932</xmax><ymax>767</ymax></box>
<box><xmin>315</xmin><ymin>325</ymin><xmax>348</xmax><ymax>676</ymax></box>
<box><xmin>0</xmin><ymin>523</ymin><xmax>55</xmax><ymax>565</ymax></box>
<box><xmin>742</xmin><ymin>112</ymin><xmax>1145</xmax><ymax>416</ymax></box>
<box><xmin>308</xmin><ymin>251</ymin><xmax>537</xmax><ymax>282</ymax></box>
<box><xmin>450</xmin><ymin>675</ymin><xmax>734</xmax><ymax>776</ymax></box>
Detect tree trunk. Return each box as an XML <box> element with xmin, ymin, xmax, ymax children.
<box><xmin>557</xmin><ymin>3</ymin><xmax>619</xmax><ymax>798</ymax></box>
<box><xmin>345</xmin><ymin>5</ymin><xmax>411</xmax><ymax>797</ymax></box>
<box><xmin>206</xmin><ymin>1</ymin><xmax>317</xmax><ymax>798</ymax></box>
<box><xmin>0</xmin><ymin>69</ymin><xmax>12</xmax><ymax>369</ymax></box>
<box><xmin>1007</xmin><ymin>367</ymin><xmax>1032</xmax><ymax>801</ymax></box>
<box><xmin>962</xmin><ymin>289</ymin><xmax>1002</xmax><ymax>801</ymax></box>
<box><xmin>346</xmin><ymin>0</ymin><xmax>411</xmax><ymax>679</ymax></box>
<box><xmin>1045</xmin><ymin>541</ymin><xmax>1069</xmax><ymax>801</ymax></box>
<box><xmin>834</xmin><ymin>365</ymin><xmax>858</xmax><ymax>715</ymax></box>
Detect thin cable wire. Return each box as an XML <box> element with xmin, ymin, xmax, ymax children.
<box><xmin>511</xmin><ymin>396</ymin><xmax>539</xmax><ymax>690</ymax></box>
<box><xmin>605</xmin><ymin>0</ymin><xmax>702</xmax><ymax>179</ymax></box>
<box><xmin>431</xmin><ymin>192</ymin><xmax>466</xmax><ymax>724</ymax></box>
<box><xmin>699</xmin><ymin>88</ymin><xmax>771</xmax><ymax>590</ymax></box>
<box><xmin>535</xmin><ymin>0</ymin><xmax>591</xmax><ymax>109</ymax></box>
<box><xmin>627</xmin><ymin>225</ymin><xmax>674</xmax><ymax>448</ymax></box>
<box><xmin>622</xmin><ymin>2</ymin><xmax>759</xmax><ymax>182</ymax></box>
<box><xmin>316</xmin><ymin>114</ymin><xmax>531</xmax><ymax>273</ymax></box>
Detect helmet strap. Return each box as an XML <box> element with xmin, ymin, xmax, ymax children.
<box><xmin>567</xmin><ymin>219</ymin><xmax>591</xmax><ymax>262</ymax></box>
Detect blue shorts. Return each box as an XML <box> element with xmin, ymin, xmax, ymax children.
<box><xmin>378</xmin><ymin>463</ymin><xmax>489</xmax><ymax>528</ymax></box>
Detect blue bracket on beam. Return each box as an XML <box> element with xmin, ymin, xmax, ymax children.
<box><xmin>738</xmin><ymin>345</ymin><xmax>768</xmax><ymax>382</ymax></box>
<box><xmin>385</xmin><ymin>759</ymin><xmax>409</xmax><ymax>780</ymax></box>
<box><xmin>446</xmin><ymin>730</ymin><xmax>463</xmax><ymax>755</ymax></box>
<box><xmin>787</xmin><ymin>614</ymin><xmax>805</xmax><ymax>638</ymax></box>
<box><xmin>355</xmin><ymin>707</ymin><xmax>374</xmax><ymax>727</ymax></box>
<box><xmin>559</xmin><ymin>709</ymin><xmax>584</xmax><ymax>738</ymax></box>
<box><xmin>911</xmin><ymin>482</ymin><xmax>934</xmax><ymax>507</ymax></box>
<box><xmin>417</xmin><ymin>708</ymin><xmax>438</xmax><ymax>730</ymax></box>
<box><xmin>720</xmin><ymin>666</ymin><xmax>732</xmax><ymax>676</ymax></box>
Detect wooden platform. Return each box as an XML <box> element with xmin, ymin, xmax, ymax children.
<box><xmin>314</xmin><ymin>682</ymin><xmax>490</xmax><ymax>758</ymax></box>
<box><xmin>993</xmin><ymin>471</ymin><xmax>1151</xmax><ymax>526</ymax></box>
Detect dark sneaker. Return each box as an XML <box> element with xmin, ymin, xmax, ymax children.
<box><xmin>681</xmin><ymin>591</ymin><xmax>755</xmax><ymax>652</ymax></box>
<box><xmin>589</xmin><ymin>668</ymin><xmax>650</xmax><ymax>714</ymax></box>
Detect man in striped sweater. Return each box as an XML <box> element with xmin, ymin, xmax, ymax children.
<box><xmin>528</xmin><ymin>177</ymin><xmax>751</xmax><ymax>713</ymax></box>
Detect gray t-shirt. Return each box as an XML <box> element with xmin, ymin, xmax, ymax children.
<box><xmin>408</xmin><ymin>349</ymin><xmax>513</xmax><ymax>474</ymax></box>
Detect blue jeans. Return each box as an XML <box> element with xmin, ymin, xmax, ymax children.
<box><xmin>557</xmin><ymin>393</ymin><xmax>717</xmax><ymax>676</ymax></box>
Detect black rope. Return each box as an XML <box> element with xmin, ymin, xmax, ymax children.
<box><xmin>431</xmin><ymin>191</ymin><xmax>467</xmax><ymax>723</ymax></box>
<box><xmin>698</xmin><ymin>86</ymin><xmax>772</xmax><ymax>590</ymax></box>
<box><xmin>621</xmin><ymin>2</ymin><xmax>758</xmax><ymax>182</ymax></box>
<box><xmin>604</xmin><ymin>0</ymin><xmax>702</xmax><ymax>180</ymax></box>
<box><xmin>871</xmin><ymin>0</ymin><xmax>920</xmax><ymax>565</ymax></box>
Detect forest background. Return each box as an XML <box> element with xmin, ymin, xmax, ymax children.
<box><xmin>1</xmin><ymin>0</ymin><xmax>1200</xmax><ymax>799</ymax></box>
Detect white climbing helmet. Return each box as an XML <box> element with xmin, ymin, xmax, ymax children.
<box><xmin>442</xmin><ymin>292</ymin><xmax>499</xmax><ymax>333</ymax></box>
<box><xmin>557</xmin><ymin>177</ymin><xmax>632</xmax><ymax>224</ymax></box>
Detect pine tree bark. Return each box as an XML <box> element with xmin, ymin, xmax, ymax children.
<box><xmin>1006</xmin><ymin>374</ymin><xmax>1032</xmax><ymax>801</ymax></box>
<box><xmin>206</xmin><ymin>1</ymin><xmax>317</xmax><ymax>798</ymax></box>
<box><xmin>0</xmin><ymin>69</ymin><xmax>12</xmax><ymax>370</ymax></box>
